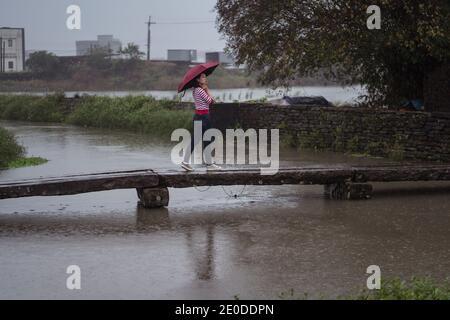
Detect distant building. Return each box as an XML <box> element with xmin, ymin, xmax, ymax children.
<box><xmin>167</xmin><ymin>49</ymin><xmax>197</xmax><ymax>62</ymax></box>
<box><xmin>205</xmin><ymin>51</ymin><xmax>235</xmax><ymax>65</ymax></box>
<box><xmin>0</xmin><ymin>27</ymin><xmax>25</xmax><ymax>72</ymax></box>
<box><xmin>76</xmin><ymin>35</ymin><xmax>122</xmax><ymax>56</ymax></box>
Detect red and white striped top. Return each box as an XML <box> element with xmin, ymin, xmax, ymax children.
<box><xmin>193</xmin><ymin>87</ymin><xmax>213</xmax><ymax>114</ymax></box>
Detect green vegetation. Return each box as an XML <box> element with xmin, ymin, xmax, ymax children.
<box><xmin>351</xmin><ymin>277</ymin><xmax>450</xmax><ymax>300</ymax></box>
<box><xmin>67</xmin><ymin>95</ymin><xmax>193</xmax><ymax>136</ymax></box>
<box><xmin>0</xmin><ymin>126</ymin><xmax>25</xmax><ymax>168</ymax></box>
<box><xmin>0</xmin><ymin>126</ymin><xmax>48</xmax><ymax>169</ymax></box>
<box><xmin>26</xmin><ymin>51</ymin><xmax>67</xmax><ymax>78</ymax></box>
<box><xmin>0</xmin><ymin>94</ymin><xmax>193</xmax><ymax>138</ymax></box>
<box><xmin>216</xmin><ymin>0</ymin><xmax>450</xmax><ymax>108</ymax></box>
<box><xmin>0</xmin><ymin>94</ymin><xmax>65</xmax><ymax>122</ymax></box>
<box><xmin>7</xmin><ymin>157</ymin><xmax>48</xmax><ymax>169</ymax></box>
<box><xmin>274</xmin><ymin>277</ymin><xmax>450</xmax><ymax>300</ymax></box>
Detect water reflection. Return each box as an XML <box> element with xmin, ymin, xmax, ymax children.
<box><xmin>136</xmin><ymin>206</ymin><xmax>171</xmax><ymax>231</ymax></box>
<box><xmin>1</xmin><ymin>121</ymin><xmax>450</xmax><ymax>299</ymax></box>
<box><xmin>185</xmin><ymin>224</ymin><xmax>216</xmax><ymax>281</ymax></box>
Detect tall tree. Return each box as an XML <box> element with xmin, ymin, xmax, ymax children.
<box><xmin>216</xmin><ymin>0</ymin><xmax>450</xmax><ymax>107</ymax></box>
<box><xmin>120</xmin><ymin>43</ymin><xmax>145</xmax><ymax>60</ymax></box>
<box><xmin>26</xmin><ymin>51</ymin><xmax>63</xmax><ymax>77</ymax></box>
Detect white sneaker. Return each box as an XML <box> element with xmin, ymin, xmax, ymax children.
<box><xmin>181</xmin><ymin>162</ymin><xmax>194</xmax><ymax>172</ymax></box>
<box><xmin>206</xmin><ymin>163</ymin><xmax>222</xmax><ymax>171</ymax></box>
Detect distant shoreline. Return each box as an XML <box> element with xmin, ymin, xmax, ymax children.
<box><xmin>0</xmin><ymin>85</ymin><xmax>364</xmax><ymax>105</ymax></box>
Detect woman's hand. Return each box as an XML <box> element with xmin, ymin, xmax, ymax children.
<box><xmin>202</xmin><ymin>85</ymin><xmax>215</xmax><ymax>104</ymax></box>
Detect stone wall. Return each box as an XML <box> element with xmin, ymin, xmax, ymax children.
<box><xmin>210</xmin><ymin>103</ymin><xmax>450</xmax><ymax>162</ymax></box>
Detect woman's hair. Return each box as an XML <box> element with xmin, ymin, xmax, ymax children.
<box><xmin>192</xmin><ymin>75</ymin><xmax>201</xmax><ymax>88</ymax></box>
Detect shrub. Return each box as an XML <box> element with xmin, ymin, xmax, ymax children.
<box><xmin>0</xmin><ymin>126</ymin><xmax>25</xmax><ymax>168</ymax></box>
<box><xmin>66</xmin><ymin>95</ymin><xmax>192</xmax><ymax>138</ymax></box>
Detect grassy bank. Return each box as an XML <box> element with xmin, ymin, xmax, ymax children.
<box><xmin>0</xmin><ymin>126</ymin><xmax>48</xmax><ymax>169</ymax></box>
<box><xmin>273</xmin><ymin>277</ymin><xmax>450</xmax><ymax>300</ymax></box>
<box><xmin>353</xmin><ymin>277</ymin><xmax>450</xmax><ymax>300</ymax></box>
<box><xmin>0</xmin><ymin>94</ymin><xmax>407</xmax><ymax>161</ymax></box>
<box><xmin>67</xmin><ymin>95</ymin><xmax>193</xmax><ymax>136</ymax></box>
<box><xmin>0</xmin><ymin>94</ymin><xmax>193</xmax><ymax>137</ymax></box>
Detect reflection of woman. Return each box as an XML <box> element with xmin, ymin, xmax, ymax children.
<box><xmin>181</xmin><ymin>73</ymin><xmax>221</xmax><ymax>172</ymax></box>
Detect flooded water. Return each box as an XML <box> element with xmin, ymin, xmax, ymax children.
<box><xmin>3</xmin><ymin>85</ymin><xmax>365</xmax><ymax>104</ymax></box>
<box><xmin>1</xmin><ymin>121</ymin><xmax>450</xmax><ymax>299</ymax></box>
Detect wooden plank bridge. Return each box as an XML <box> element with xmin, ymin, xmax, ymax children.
<box><xmin>1</xmin><ymin>164</ymin><xmax>450</xmax><ymax>208</ymax></box>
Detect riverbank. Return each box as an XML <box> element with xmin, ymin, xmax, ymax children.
<box><xmin>2</xmin><ymin>94</ymin><xmax>449</xmax><ymax>163</ymax></box>
<box><xmin>0</xmin><ymin>93</ymin><xmax>357</xmax><ymax>154</ymax></box>
<box><xmin>277</xmin><ymin>277</ymin><xmax>450</xmax><ymax>300</ymax></box>
<box><xmin>352</xmin><ymin>277</ymin><xmax>450</xmax><ymax>300</ymax></box>
<box><xmin>0</xmin><ymin>126</ymin><xmax>47</xmax><ymax>169</ymax></box>
<box><xmin>0</xmin><ymin>60</ymin><xmax>343</xmax><ymax>92</ymax></box>
<box><xmin>0</xmin><ymin>94</ymin><xmax>193</xmax><ymax>137</ymax></box>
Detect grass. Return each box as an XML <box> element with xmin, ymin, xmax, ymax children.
<box><xmin>272</xmin><ymin>277</ymin><xmax>450</xmax><ymax>300</ymax></box>
<box><xmin>0</xmin><ymin>94</ymin><xmax>65</xmax><ymax>122</ymax></box>
<box><xmin>351</xmin><ymin>277</ymin><xmax>450</xmax><ymax>300</ymax></box>
<box><xmin>0</xmin><ymin>126</ymin><xmax>48</xmax><ymax>169</ymax></box>
<box><xmin>66</xmin><ymin>95</ymin><xmax>193</xmax><ymax>137</ymax></box>
<box><xmin>7</xmin><ymin>157</ymin><xmax>48</xmax><ymax>169</ymax></box>
<box><xmin>0</xmin><ymin>94</ymin><xmax>193</xmax><ymax>139</ymax></box>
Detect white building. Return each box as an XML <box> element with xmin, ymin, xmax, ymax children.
<box><xmin>0</xmin><ymin>27</ymin><xmax>25</xmax><ymax>72</ymax></box>
<box><xmin>76</xmin><ymin>35</ymin><xmax>122</xmax><ymax>56</ymax></box>
<box><xmin>167</xmin><ymin>49</ymin><xmax>197</xmax><ymax>62</ymax></box>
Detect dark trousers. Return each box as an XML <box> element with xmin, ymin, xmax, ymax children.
<box><xmin>184</xmin><ymin>113</ymin><xmax>213</xmax><ymax>164</ymax></box>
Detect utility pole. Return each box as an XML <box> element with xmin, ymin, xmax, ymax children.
<box><xmin>0</xmin><ymin>37</ymin><xmax>3</xmax><ymax>73</ymax></box>
<box><xmin>0</xmin><ymin>37</ymin><xmax>2</xmax><ymax>73</ymax></box>
<box><xmin>1</xmin><ymin>39</ymin><xmax>5</xmax><ymax>73</ymax></box>
<box><xmin>146</xmin><ymin>16</ymin><xmax>156</xmax><ymax>61</ymax></box>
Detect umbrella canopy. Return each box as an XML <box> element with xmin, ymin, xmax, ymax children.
<box><xmin>177</xmin><ymin>61</ymin><xmax>220</xmax><ymax>93</ymax></box>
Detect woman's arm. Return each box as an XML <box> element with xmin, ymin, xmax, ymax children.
<box><xmin>200</xmin><ymin>86</ymin><xmax>215</xmax><ymax>104</ymax></box>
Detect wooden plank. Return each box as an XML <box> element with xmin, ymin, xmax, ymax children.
<box><xmin>1</xmin><ymin>165</ymin><xmax>450</xmax><ymax>200</ymax></box>
<box><xmin>155</xmin><ymin>165</ymin><xmax>450</xmax><ymax>188</ymax></box>
<box><xmin>0</xmin><ymin>170</ymin><xmax>159</xmax><ymax>199</ymax></box>
<box><xmin>351</xmin><ymin>166</ymin><xmax>450</xmax><ymax>182</ymax></box>
<box><xmin>155</xmin><ymin>168</ymin><xmax>354</xmax><ymax>188</ymax></box>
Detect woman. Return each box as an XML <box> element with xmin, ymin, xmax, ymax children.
<box><xmin>181</xmin><ymin>73</ymin><xmax>222</xmax><ymax>172</ymax></box>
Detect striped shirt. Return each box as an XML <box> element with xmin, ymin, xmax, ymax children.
<box><xmin>193</xmin><ymin>87</ymin><xmax>213</xmax><ymax>114</ymax></box>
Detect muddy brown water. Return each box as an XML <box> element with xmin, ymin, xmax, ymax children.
<box><xmin>1</xmin><ymin>121</ymin><xmax>450</xmax><ymax>299</ymax></box>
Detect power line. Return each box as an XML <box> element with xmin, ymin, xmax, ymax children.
<box><xmin>155</xmin><ymin>20</ymin><xmax>215</xmax><ymax>25</ymax></box>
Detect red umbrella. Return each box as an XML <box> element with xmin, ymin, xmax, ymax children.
<box><xmin>177</xmin><ymin>61</ymin><xmax>220</xmax><ymax>93</ymax></box>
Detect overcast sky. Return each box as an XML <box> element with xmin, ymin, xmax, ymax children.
<box><xmin>0</xmin><ymin>0</ymin><xmax>226</xmax><ymax>59</ymax></box>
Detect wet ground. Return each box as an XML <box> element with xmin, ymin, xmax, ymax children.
<box><xmin>1</xmin><ymin>121</ymin><xmax>450</xmax><ymax>299</ymax></box>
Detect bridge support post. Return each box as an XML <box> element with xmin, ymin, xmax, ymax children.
<box><xmin>324</xmin><ymin>182</ymin><xmax>372</xmax><ymax>200</ymax></box>
<box><xmin>137</xmin><ymin>187</ymin><xmax>169</xmax><ymax>208</ymax></box>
